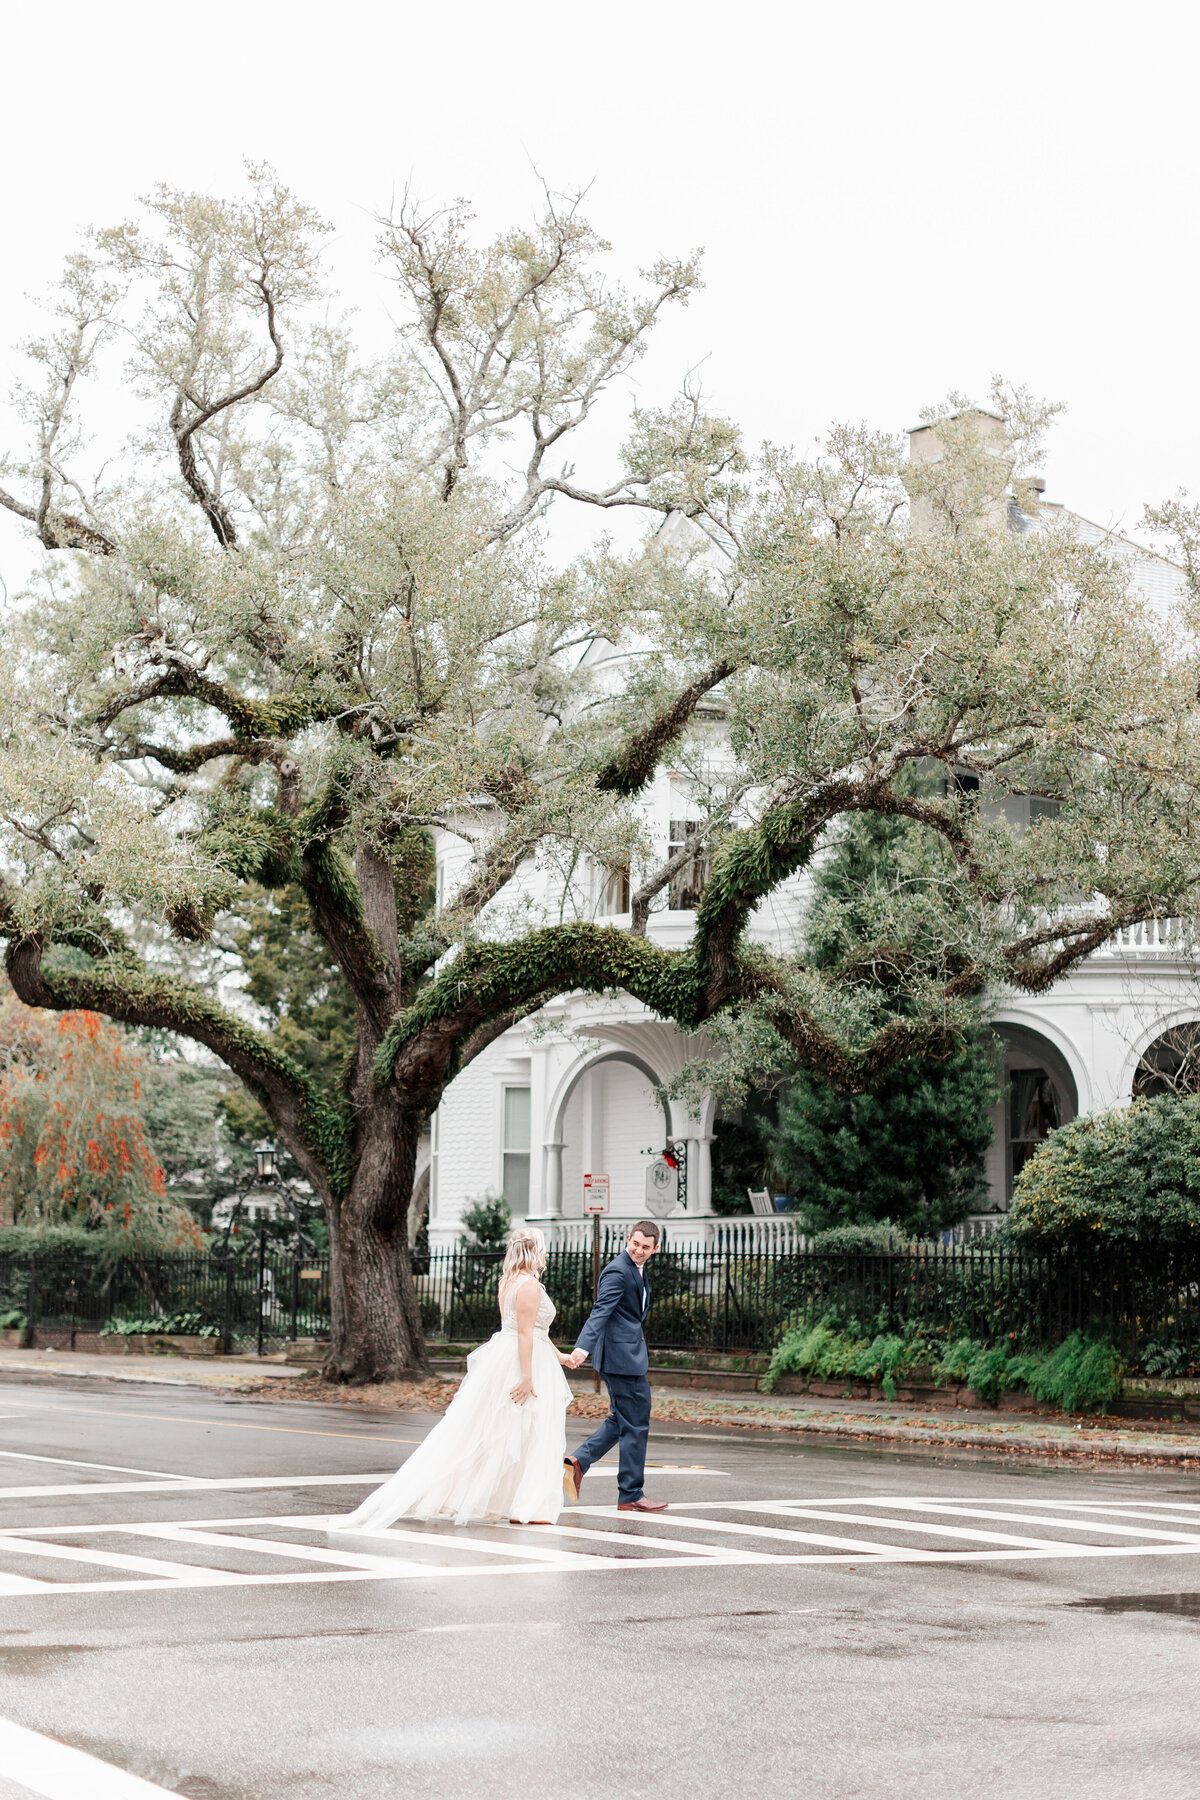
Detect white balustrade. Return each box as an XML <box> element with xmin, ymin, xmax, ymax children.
<box><xmin>711</xmin><ymin>1216</ymin><xmax>806</xmax><ymax>1252</ymax></box>
<box><xmin>1090</xmin><ymin>917</ymin><xmax>1190</xmax><ymax>957</ymax></box>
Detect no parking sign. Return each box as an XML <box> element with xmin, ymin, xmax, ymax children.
<box><xmin>583</xmin><ymin>1172</ymin><xmax>610</xmax><ymax>1214</ymax></box>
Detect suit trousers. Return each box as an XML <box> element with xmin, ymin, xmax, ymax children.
<box><xmin>574</xmin><ymin>1372</ymin><xmax>651</xmax><ymax>1506</ymax></box>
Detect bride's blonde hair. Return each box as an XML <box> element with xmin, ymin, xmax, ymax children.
<box><xmin>501</xmin><ymin>1226</ymin><xmax>547</xmax><ymax>1284</ymax></box>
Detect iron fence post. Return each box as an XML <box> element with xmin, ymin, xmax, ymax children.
<box><xmin>223</xmin><ymin>1258</ymin><xmax>235</xmax><ymax>1357</ymax></box>
<box><xmin>257</xmin><ymin>1225</ymin><xmax>268</xmax><ymax>1359</ymax></box>
<box><xmin>25</xmin><ymin>1262</ymin><xmax>37</xmax><ymax>1350</ymax></box>
<box><xmin>591</xmin><ymin>1213</ymin><xmax>601</xmax><ymax>1394</ymax></box>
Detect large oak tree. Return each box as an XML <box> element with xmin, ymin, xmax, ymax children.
<box><xmin>4</xmin><ymin>174</ymin><xmax>1200</xmax><ymax>1380</ymax></box>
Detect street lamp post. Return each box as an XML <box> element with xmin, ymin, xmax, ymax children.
<box><xmin>214</xmin><ymin>1141</ymin><xmax>315</xmax><ymax>1355</ymax></box>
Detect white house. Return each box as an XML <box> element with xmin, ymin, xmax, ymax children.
<box><xmin>419</xmin><ymin>427</ymin><xmax>1199</xmax><ymax>1246</ymax></box>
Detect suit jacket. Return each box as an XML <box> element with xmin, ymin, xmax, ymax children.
<box><xmin>574</xmin><ymin>1248</ymin><xmax>650</xmax><ymax>1378</ymax></box>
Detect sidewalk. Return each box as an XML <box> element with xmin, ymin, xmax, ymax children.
<box><xmin>3</xmin><ymin>1344</ymin><xmax>1200</xmax><ymax>1468</ymax></box>
<box><xmin>0</xmin><ymin>1345</ymin><xmax>310</xmax><ymax>1390</ymax></box>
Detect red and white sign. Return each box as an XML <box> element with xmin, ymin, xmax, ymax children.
<box><xmin>582</xmin><ymin>1173</ymin><xmax>610</xmax><ymax>1215</ymax></box>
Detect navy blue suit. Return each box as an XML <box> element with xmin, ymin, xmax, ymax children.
<box><xmin>572</xmin><ymin>1249</ymin><xmax>652</xmax><ymax>1505</ymax></box>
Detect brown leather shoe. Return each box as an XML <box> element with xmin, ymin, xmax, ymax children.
<box><xmin>617</xmin><ymin>1499</ymin><xmax>668</xmax><ymax>1513</ymax></box>
<box><xmin>563</xmin><ymin>1457</ymin><xmax>584</xmax><ymax>1504</ymax></box>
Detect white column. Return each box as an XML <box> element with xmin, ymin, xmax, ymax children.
<box><xmin>696</xmin><ymin>1133</ymin><xmax>713</xmax><ymax>1213</ymax></box>
<box><xmin>542</xmin><ymin>1141</ymin><xmax>565</xmax><ymax>1218</ymax></box>
<box><xmin>682</xmin><ymin>1135</ymin><xmax>713</xmax><ymax>1213</ymax></box>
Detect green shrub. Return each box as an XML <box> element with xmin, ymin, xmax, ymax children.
<box><xmin>773</xmin><ymin>1321</ymin><xmax>1123</xmax><ymax>1413</ymax></box>
<box><xmin>101</xmin><ymin>1310</ymin><xmax>221</xmax><ymax>1338</ymax></box>
<box><xmin>1026</xmin><ymin>1333</ymin><xmax>1122</xmax><ymax>1413</ymax></box>
<box><xmin>1140</xmin><ymin>1338</ymin><xmax>1194</xmax><ymax>1378</ymax></box>
<box><xmin>644</xmin><ymin>1296</ymin><xmax>712</xmax><ymax>1349</ymax></box>
<box><xmin>443</xmin><ymin>1295</ymin><xmax>501</xmax><ymax>1338</ymax></box>
<box><xmin>935</xmin><ymin>1331</ymin><xmax>1121</xmax><ymax>1412</ymax></box>
<box><xmin>418</xmin><ymin>1296</ymin><xmax>442</xmax><ymax>1335</ymax></box>
<box><xmin>763</xmin><ymin>1318</ymin><xmax>934</xmax><ymax>1396</ymax></box>
<box><xmin>0</xmin><ymin>1307</ymin><xmax>27</xmax><ymax>1331</ymax></box>
<box><xmin>461</xmin><ymin>1196</ymin><xmax>511</xmax><ymax>1250</ymax></box>
<box><xmin>0</xmin><ymin>1225</ymin><xmax>113</xmax><ymax>1259</ymax></box>
<box><xmin>807</xmin><ymin>1221</ymin><xmax>912</xmax><ymax>1254</ymax></box>
<box><xmin>1010</xmin><ymin>1096</ymin><xmax>1200</xmax><ymax>1246</ymax></box>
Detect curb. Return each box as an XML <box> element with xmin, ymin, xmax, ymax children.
<box><xmin>643</xmin><ymin>1404</ymin><xmax>1200</xmax><ymax>1467</ymax></box>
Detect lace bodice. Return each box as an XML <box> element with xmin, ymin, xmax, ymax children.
<box><xmin>500</xmin><ymin>1277</ymin><xmax>556</xmax><ymax>1336</ymax></box>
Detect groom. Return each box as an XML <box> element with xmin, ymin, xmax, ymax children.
<box><xmin>563</xmin><ymin>1221</ymin><xmax>667</xmax><ymax>1514</ymax></box>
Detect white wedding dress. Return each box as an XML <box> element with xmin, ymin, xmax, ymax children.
<box><xmin>328</xmin><ymin>1276</ymin><xmax>573</xmax><ymax>1530</ymax></box>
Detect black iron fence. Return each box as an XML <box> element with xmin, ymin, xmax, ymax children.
<box><xmin>0</xmin><ymin>1245</ymin><xmax>332</xmax><ymax>1357</ymax></box>
<box><xmin>422</xmin><ymin>1238</ymin><xmax>1200</xmax><ymax>1366</ymax></box>
<box><xmin>3</xmin><ymin>1237</ymin><xmax>1200</xmax><ymax>1367</ymax></box>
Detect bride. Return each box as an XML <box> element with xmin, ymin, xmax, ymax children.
<box><xmin>329</xmin><ymin>1226</ymin><xmax>574</xmax><ymax>1531</ymax></box>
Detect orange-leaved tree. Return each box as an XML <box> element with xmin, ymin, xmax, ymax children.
<box><xmin>0</xmin><ymin>995</ymin><xmax>201</xmax><ymax>1247</ymax></box>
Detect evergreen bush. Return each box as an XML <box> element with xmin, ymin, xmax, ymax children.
<box><xmin>1010</xmin><ymin>1096</ymin><xmax>1200</xmax><ymax>1245</ymax></box>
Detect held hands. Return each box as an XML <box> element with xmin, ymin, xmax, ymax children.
<box><xmin>509</xmin><ymin>1377</ymin><xmax>536</xmax><ymax>1406</ymax></box>
<box><xmin>565</xmin><ymin>1348</ymin><xmax>587</xmax><ymax>1370</ymax></box>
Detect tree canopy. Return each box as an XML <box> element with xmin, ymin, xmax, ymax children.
<box><xmin>5</xmin><ymin>170</ymin><xmax>1200</xmax><ymax>1377</ymax></box>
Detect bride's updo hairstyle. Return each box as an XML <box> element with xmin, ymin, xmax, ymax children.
<box><xmin>501</xmin><ymin>1226</ymin><xmax>548</xmax><ymax>1283</ymax></box>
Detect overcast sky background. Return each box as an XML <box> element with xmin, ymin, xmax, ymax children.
<box><xmin>2</xmin><ymin>0</ymin><xmax>1196</xmax><ymax>584</ymax></box>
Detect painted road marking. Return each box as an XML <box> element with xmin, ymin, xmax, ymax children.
<box><xmin>569</xmin><ymin>1505</ymin><xmax>948</xmax><ymax>1556</ymax></box>
<box><xmin>0</xmin><ymin>1473</ymin><xmax>400</xmax><ymax>1502</ymax></box>
<box><xmin>0</xmin><ymin>1470</ymin><xmax>722</xmax><ymax>1503</ymax></box>
<box><xmin>0</xmin><ymin>1715</ymin><xmax>181</xmax><ymax>1797</ymax></box>
<box><xmin>769</xmin><ymin>1503</ymin><xmax>1200</xmax><ymax>1544</ymax></box>
<box><xmin>0</xmin><ymin>1449</ymin><xmax>199</xmax><ymax>1481</ymax></box>
<box><xmin>4</xmin><ymin>1492</ymin><xmax>1200</xmax><ymax>1596</ymax></box>
<box><xmin>0</xmin><ymin>1397</ymin><xmax>423</xmax><ymax>1445</ymax></box>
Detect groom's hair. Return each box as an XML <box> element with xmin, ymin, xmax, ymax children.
<box><xmin>628</xmin><ymin>1220</ymin><xmax>661</xmax><ymax>1244</ymax></box>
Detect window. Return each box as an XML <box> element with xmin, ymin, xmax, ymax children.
<box><xmin>501</xmin><ymin>1086</ymin><xmax>531</xmax><ymax>1211</ymax></box>
<box><xmin>1009</xmin><ymin>1070</ymin><xmax>1060</xmax><ymax>1185</ymax></box>
<box><xmin>1134</xmin><ymin>1023</ymin><xmax>1200</xmax><ymax>1098</ymax></box>
<box><xmin>599</xmin><ymin>862</ymin><xmax>630</xmax><ymax>915</ymax></box>
<box><xmin>668</xmin><ymin>821</ymin><xmax>710</xmax><ymax>910</ymax></box>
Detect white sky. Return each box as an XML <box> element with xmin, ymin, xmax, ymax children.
<box><xmin>2</xmin><ymin>0</ymin><xmax>1198</xmax><ymax>585</ymax></box>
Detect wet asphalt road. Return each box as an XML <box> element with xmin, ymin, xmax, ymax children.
<box><xmin>0</xmin><ymin>1376</ymin><xmax>1199</xmax><ymax>1800</ymax></box>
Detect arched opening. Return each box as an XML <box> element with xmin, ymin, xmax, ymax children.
<box><xmin>1133</xmin><ymin>1022</ymin><xmax>1200</xmax><ymax>1097</ymax></box>
<box><xmin>552</xmin><ymin>1052</ymin><xmax>671</xmax><ymax>1219</ymax></box>
<box><xmin>986</xmin><ymin>1025</ymin><xmax>1080</xmax><ymax>1209</ymax></box>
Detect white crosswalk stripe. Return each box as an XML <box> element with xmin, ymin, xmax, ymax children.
<box><xmin>0</xmin><ymin>1716</ymin><xmax>181</xmax><ymax>1798</ymax></box>
<box><xmin>4</xmin><ymin>1482</ymin><xmax>1200</xmax><ymax>1595</ymax></box>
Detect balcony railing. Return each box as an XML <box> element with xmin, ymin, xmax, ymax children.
<box><xmin>1090</xmin><ymin>917</ymin><xmax>1189</xmax><ymax>957</ymax></box>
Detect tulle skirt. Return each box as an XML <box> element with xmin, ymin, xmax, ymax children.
<box><xmin>327</xmin><ymin>1328</ymin><xmax>573</xmax><ymax>1530</ymax></box>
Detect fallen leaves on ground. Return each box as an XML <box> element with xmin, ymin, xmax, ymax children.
<box><xmin>224</xmin><ymin>1371</ymin><xmax>1200</xmax><ymax>1467</ymax></box>
<box><xmin>238</xmin><ymin>1373</ymin><xmax>613</xmax><ymax>1418</ymax></box>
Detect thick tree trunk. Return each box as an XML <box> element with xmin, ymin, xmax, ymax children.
<box><xmin>323</xmin><ymin>1095</ymin><xmax>431</xmax><ymax>1382</ymax></box>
